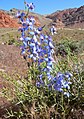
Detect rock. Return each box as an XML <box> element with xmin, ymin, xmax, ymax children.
<box><xmin>0</xmin><ymin>11</ymin><xmax>20</xmax><ymax>28</ymax></box>
<box><xmin>46</xmin><ymin>5</ymin><xmax>84</xmax><ymax>28</ymax></box>
<box><xmin>0</xmin><ymin>11</ymin><xmax>41</xmax><ymax>28</ymax></box>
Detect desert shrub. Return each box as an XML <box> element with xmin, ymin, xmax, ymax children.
<box><xmin>7</xmin><ymin>38</ymin><xmax>16</xmax><ymax>45</ymax></box>
<box><xmin>54</xmin><ymin>38</ymin><xmax>79</xmax><ymax>57</ymax></box>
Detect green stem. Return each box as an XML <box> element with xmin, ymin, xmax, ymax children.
<box><xmin>61</xmin><ymin>93</ymin><xmax>65</xmax><ymax>119</ymax></box>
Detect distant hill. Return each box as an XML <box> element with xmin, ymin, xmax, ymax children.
<box><xmin>46</xmin><ymin>5</ymin><xmax>84</xmax><ymax>28</ymax></box>
<box><xmin>0</xmin><ymin>5</ymin><xmax>84</xmax><ymax>28</ymax></box>
<box><xmin>0</xmin><ymin>10</ymin><xmax>20</xmax><ymax>28</ymax></box>
<box><xmin>0</xmin><ymin>8</ymin><xmax>52</xmax><ymax>28</ymax></box>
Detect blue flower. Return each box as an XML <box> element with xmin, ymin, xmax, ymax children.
<box><xmin>61</xmin><ymin>80</ymin><xmax>70</xmax><ymax>89</ymax></box>
<box><xmin>28</xmin><ymin>54</ymin><xmax>33</xmax><ymax>58</ymax></box>
<box><xmin>19</xmin><ymin>37</ymin><xmax>24</xmax><ymax>41</ymax></box>
<box><xmin>36</xmin><ymin>81</ymin><xmax>41</xmax><ymax>87</ymax></box>
<box><xmin>39</xmin><ymin>74</ymin><xmax>43</xmax><ymax>80</ymax></box>
<box><xmin>29</xmin><ymin>16</ymin><xmax>35</xmax><ymax>24</ymax></box>
<box><xmin>38</xmin><ymin>59</ymin><xmax>44</xmax><ymax>65</ymax></box>
<box><xmin>44</xmin><ymin>58</ymin><xmax>49</xmax><ymax>62</ymax></box>
<box><xmin>47</xmin><ymin>61</ymin><xmax>53</xmax><ymax>66</ymax></box>
<box><xmin>16</xmin><ymin>12</ymin><xmax>25</xmax><ymax>22</ymax></box>
<box><xmin>18</xmin><ymin>28</ymin><xmax>25</xmax><ymax>36</ymax></box>
<box><xmin>48</xmin><ymin>36</ymin><xmax>52</xmax><ymax>41</ymax></box>
<box><xmin>52</xmin><ymin>77</ymin><xmax>57</xmax><ymax>82</ymax></box>
<box><xmin>38</xmin><ymin>27</ymin><xmax>43</xmax><ymax>31</ymax></box>
<box><xmin>32</xmin><ymin>56</ymin><xmax>37</xmax><ymax>61</ymax></box>
<box><xmin>21</xmin><ymin>49</ymin><xmax>25</xmax><ymax>55</ymax></box>
<box><xmin>64</xmin><ymin>92</ymin><xmax>70</xmax><ymax>97</ymax></box>
<box><xmin>26</xmin><ymin>18</ymin><xmax>30</xmax><ymax>24</ymax></box>
<box><xmin>23</xmin><ymin>41</ymin><xmax>28</xmax><ymax>48</ymax></box>
<box><xmin>65</xmin><ymin>72</ymin><xmax>73</xmax><ymax>79</ymax></box>
<box><xmin>43</xmin><ymin>39</ymin><xmax>48</xmax><ymax>44</ymax></box>
<box><xmin>27</xmin><ymin>3</ymin><xmax>35</xmax><ymax>10</ymax></box>
<box><xmin>36</xmin><ymin>78</ymin><xmax>44</xmax><ymax>88</ymax></box>
<box><xmin>40</xmin><ymin>34</ymin><xmax>44</xmax><ymax>42</ymax></box>
<box><xmin>47</xmin><ymin>72</ymin><xmax>52</xmax><ymax>80</ymax></box>
<box><xmin>15</xmin><ymin>11</ymin><xmax>21</xmax><ymax>18</ymax></box>
<box><xmin>47</xmin><ymin>83</ymin><xmax>52</xmax><ymax>90</ymax></box>
<box><xmin>29</xmin><ymin>31</ymin><xmax>35</xmax><ymax>36</ymax></box>
<box><xmin>38</xmin><ymin>25</ymin><xmax>45</xmax><ymax>31</ymax></box>
<box><xmin>34</xmin><ymin>28</ymin><xmax>41</xmax><ymax>35</ymax></box>
<box><xmin>21</xmin><ymin>12</ymin><xmax>25</xmax><ymax>17</ymax></box>
<box><xmin>33</xmin><ymin>35</ymin><xmax>38</xmax><ymax>43</ymax></box>
<box><xmin>48</xmin><ymin>41</ymin><xmax>54</xmax><ymax>49</ymax></box>
<box><xmin>24</xmin><ymin>37</ymin><xmax>31</xmax><ymax>42</ymax></box>
<box><xmin>46</xmin><ymin>66</ymin><xmax>52</xmax><ymax>71</ymax></box>
<box><xmin>50</xmin><ymin>25</ymin><xmax>57</xmax><ymax>35</ymax></box>
<box><xmin>18</xmin><ymin>27</ymin><xmax>24</xmax><ymax>32</ymax></box>
<box><xmin>29</xmin><ymin>43</ymin><xmax>35</xmax><ymax>47</ymax></box>
<box><xmin>44</xmin><ymin>35</ymin><xmax>48</xmax><ymax>39</ymax></box>
<box><xmin>53</xmin><ymin>83</ymin><xmax>63</xmax><ymax>92</ymax></box>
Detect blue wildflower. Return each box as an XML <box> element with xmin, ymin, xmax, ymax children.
<box><xmin>24</xmin><ymin>37</ymin><xmax>31</xmax><ymax>42</ymax></box>
<box><xmin>65</xmin><ymin>72</ymin><xmax>73</xmax><ymax>79</ymax></box>
<box><xmin>54</xmin><ymin>83</ymin><xmax>63</xmax><ymax>92</ymax></box>
<box><xmin>26</xmin><ymin>3</ymin><xmax>35</xmax><ymax>10</ymax></box>
<box><xmin>21</xmin><ymin>49</ymin><xmax>25</xmax><ymax>55</ymax></box>
<box><xmin>23</xmin><ymin>41</ymin><xmax>28</xmax><ymax>48</ymax></box>
<box><xmin>50</xmin><ymin>25</ymin><xmax>57</xmax><ymax>35</ymax></box>
<box><xmin>17</xmin><ymin>2</ymin><xmax>72</xmax><ymax>98</ymax></box>
<box><xmin>36</xmin><ymin>81</ymin><xmax>41</xmax><ymax>87</ymax></box>
<box><xmin>64</xmin><ymin>92</ymin><xmax>70</xmax><ymax>97</ymax></box>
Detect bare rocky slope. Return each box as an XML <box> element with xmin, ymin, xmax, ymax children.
<box><xmin>46</xmin><ymin>5</ymin><xmax>84</xmax><ymax>28</ymax></box>
<box><xmin>0</xmin><ymin>8</ymin><xmax>52</xmax><ymax>28</ymax></box>
<box><xmin>0</xmin><ymin>5</ymin><xmax>84</xmax><ymax>28</ymax></box>
<box><xmin>0</xmin><ymin>11</ymin><xmax>20</xmax><ymax>28</ymax></box>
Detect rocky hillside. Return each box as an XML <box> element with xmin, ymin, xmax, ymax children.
<box><xmin>9</xmin><ymin>8</ymin><xmax>52</xmax><ymax>26</ymax></box>
<box><xmin>0</xmin><ymin>5</ymin><xmax>84</xmax><ymax>28</ymax></box>
<box><xmin>46</xmin><ymin>5</ymin><xmax>84</xmax><ymax>28</ymax></box>
<box><xmin>0</xmin><ymin>8</ymin><xmax>52</xmax><ymax>28</ymax></box>
<box><xmin>0</xmin><ymin>11</ymin><xmax>20</xmax><ymax>28</ymax></box>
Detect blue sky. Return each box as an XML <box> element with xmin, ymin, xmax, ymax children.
<box><xmin>0</xmin><ymin>0</ymin><xmax>84</xmax><ymax>15</ymax></box>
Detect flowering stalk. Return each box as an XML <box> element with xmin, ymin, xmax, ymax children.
<box><xmin>17</xmin><ymin>0</ymin><xmax>72</xmax><ymax>97</ymax></box>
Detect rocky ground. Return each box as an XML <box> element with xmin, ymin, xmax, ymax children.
<box><xmin>0</xmin><ymin>44</ymin><xmax>28</xmax><ymax>117</ymax></box>
<box><xmin>0</xmin><ymin>11</ymin><xmax>20</xmax><ymax>28</ymax></box>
